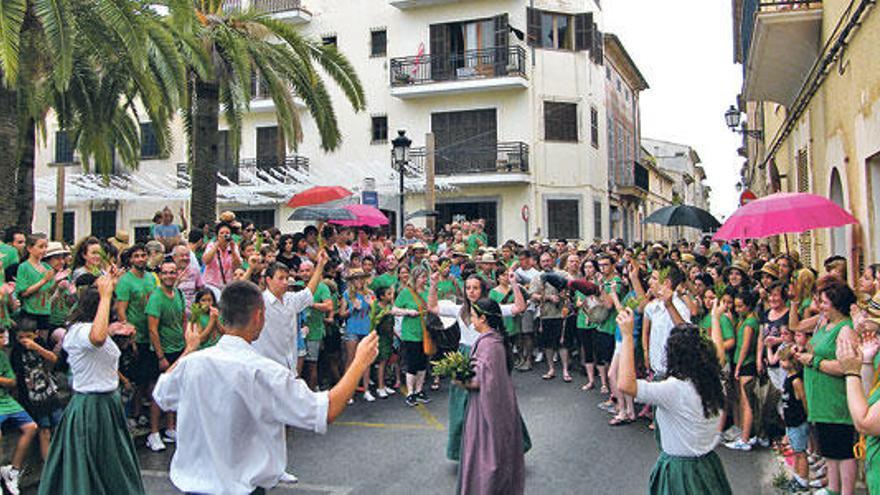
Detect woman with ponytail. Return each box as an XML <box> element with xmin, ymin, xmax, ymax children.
<box><xmin>457</xmin><ymin>297</ymin><xmax>524</xmax><ymax>495</ymax></box>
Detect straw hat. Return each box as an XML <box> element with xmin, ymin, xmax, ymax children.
<box><xmin>858</xmin><ymin>292</ymin><xmax>880</xmax><ymax>326</ymax></box>
<box><xmin>42</xmin><ymin>242</ymin><xmax>70</xmax><ymax>260</ymax></box>
<box><xmin>345</xmin><ymin>268</ymin><xmax>370</xmax><ymax>280</ymax></box>
<box><xmin>723</xmin><ymin>259</ymin><xmax>751</xmax><ymax>278</ymax></box>
<box><xmin>450</xmin><ymin>244</ymin><xmax>470</xmax><ymax>258</ymax></box>
<box><xmin>477</xmin><ymin>253</ymin><xmax>497</xmax><ymax>264</ymax></box>
<box><xmin>393</xmin><ymin>247</ymin><xmax>408</xmax><ymax>261</ymax></box>
<box><xmin>576</xmin><ymin>241</ymin><xmax>590</xmax><ymax>252</ymax></box>
<box><xmin>107</xmin><ymin>230</ymin><xmax>130</xmax><ymax>251</ymax></box>
<box><xmin>680</xmin><ymin>253</ymin><xmax>696</xmax><ymax>265</ymax></box>
<box><xmin>219</xmin><ymin>211</ymin><xmax>236</xmax><ymax>223</ymax></box>
<box><xmin>760</xmin><ymin>262</ymin><xmax>780</xmax><ymax>279</ymax></box>
<box><xmin>409</xmin><ymin>241</ymin><xmax>428</xmax><ymax>252</ymax></box>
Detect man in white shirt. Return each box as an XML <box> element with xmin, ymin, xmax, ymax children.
<box><xmin>642</xmin><ymin>261</ymin><xmax>690</xmax><ymax>378</ymax></box>
<box><xmin>153</xmin><ymin>281</ymin><xmax>378</xmax><ymax>495</ymax></box>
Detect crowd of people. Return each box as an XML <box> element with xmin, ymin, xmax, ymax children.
<box><xmin>0</xmin><ymin>207</ymin><xmax>878</xmax><ymax>494</ymax></box>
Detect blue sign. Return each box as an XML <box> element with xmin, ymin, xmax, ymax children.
<box><xmin>362</xmin><ymin>191</ymin><xmax>379</xmax><ymax>207</ymax></box>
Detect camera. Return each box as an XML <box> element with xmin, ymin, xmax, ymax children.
<box><xmin>223</xmin><ymin>234</ymin><xmax>232</xmax><ymax>242</ymax></box>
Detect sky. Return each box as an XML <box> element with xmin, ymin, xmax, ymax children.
<box><xmin>603</xmin><ymin>0</ymin><xmax>744</xmax><ymax>219</ymax></box>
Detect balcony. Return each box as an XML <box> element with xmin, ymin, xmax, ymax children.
<box><xmin>175</xmin><ymin>155</ymin><xmax>309</xmax><ymax>188</ymax></box>
<box><xmin>742</xmin><ymin>0</ymin><xmax>822</xmax><ymax>107</ymax></box>
<box><xmin>224</xmin><ymin>0</ymin><xmax>311</xmax><ymax>23</ymax></box>
<box><xmin>616</xmin><ymin>161</ymin><xmax>649</xmax><ymax>199</ymax></box>
<box><xmin>389</xmin><ymin>0</ymin><xmax>486</xmax><ymax>9</ymax></box>
<box><xmin>406</xmin><ymin>141</ymin><xmax>530</xmax><ymax>185</ymax></box>
<box><xmin>390</xmin><ymin>46</ymin><xmax>528</xmax><ymax>99</ymax></box>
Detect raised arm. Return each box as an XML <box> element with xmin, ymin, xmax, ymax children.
<box><xmin>616</xmin><ymin>308</ymin><xmax>638</xmax><ymax>397</ymax></box>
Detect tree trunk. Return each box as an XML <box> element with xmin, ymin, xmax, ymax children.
<box><xmin>0</xmin><ymin>83</ymin><xmax>19</xmax><ymax>229</ymax></box>
<box><xmin>190</xmin><ymin>79</ymin><xmax>220</xmax><ymax>229</ymax></box>
<box><xmin>16</xmin><ymin>117</ymin><xmax>35</xmax><ymax>232</ymax></box>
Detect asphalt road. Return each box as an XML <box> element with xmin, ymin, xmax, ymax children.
<box><xmin>135</xmin><ymin>369</ymin><xmax>772</xmax><ymax>494</ymax></box>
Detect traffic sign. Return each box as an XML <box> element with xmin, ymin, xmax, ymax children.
<box><xmin>521</xmin><ymin>205</ymin><xmax>530</xmax><ymax>222</ymax></box>
<box><xmin>739</xmin><ymin>190</ymin><xmax>757</xmax><ymax>207</ymax></box>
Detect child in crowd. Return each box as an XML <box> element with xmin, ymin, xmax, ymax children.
<box><xmin>779</xmin><ymin>347</ymin><xmax>809</xmax><ymax>492</ymax></box>
<box><xmin>0</xmin><ymin>327</ymin><xmax>38</xmax><ymax>495</ymax></box>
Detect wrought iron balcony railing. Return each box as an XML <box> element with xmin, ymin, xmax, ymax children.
<box><xmin>758</xmin><ymin>0</ymin><xmax>821</xmax><ymax>13</ymax></box>
<box><xmin>223</xmin><ymin>0</ymin><xmax>307</xmax><ymax>14</ymax></box>
<box><xmin>404</xmin><ymin>141</ymin><xmax>529</xmax><ymax>176</ymax></box>
<box><xmin>390</xmin><ymin>46</ymin><xmax>527</xmax><ymax>87</ymax></box>
<box><xmin>615</xmin><ymin>161</ymin><xmax>649</xmax><ymax>193</ymax></box>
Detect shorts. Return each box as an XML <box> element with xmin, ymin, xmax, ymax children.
<box><xmin>132</xmin><ymin>345</ymin><xmax>160</xmax><ymax>386</ymax></box>
<box><xmin>33</xmin><ymin>408</ymin><xmax>64</xmax><ymax>429</ymax></box>
<box><xmin>297</xmin><ymin>347</ymin><xmax>308</xmax><ymax>358</ymax></box>
<box><xmin>738</xmin><ymin>361</ymin><xmax>757</xmax><ymax>377</ymax></box>
<box><xmin>520</xmin><ymin>309</ymin><xmax>537</xmax><ymax>335</ymax></box>
<box><xmin>401</xmin><ymin>341</ymin><xmax>427</xmax><ymax>373</ymax></box>
<box><xmin>813</xmin><ymin>422</ymin><xmax>856</xmax><ymax>460</ymax></box>
<box><xmin>560</xmin><ymin>315</ymin><xmax>578</xmax><ymax>349</ymax></box>
<box><xmin>304</xmin><ymin>340</ymin><xmax>321</xmax><ymax>363</ymax></box>
<box><xmin>540</xmin><ymin>318</ymin><xmax>563</xmax><ymax>350</ymax></box>
<box><xmin>0</xmin><ymin>410</ymin><xmax>35</xmax><ymax>430</ymax></box>
<box><xmin>344</xmin><ymin>333</ymin><xmax>367</xmax><ymax>343</ymax></box>
<box><xmin>578</xmin><ymin>327</ymin><xmax>596</xmax><ymax>363</ymax></box>
<box><xmin>786</xmin><ymin>422</ymin><xmax>808</xmax><ymax>453</ymax></box>
<box><xmin>595</xmin><ymin>332</ymin><xmax>615</xmax><ymax>366</ymax></box>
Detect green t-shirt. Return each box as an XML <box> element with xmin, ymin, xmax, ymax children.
<box><xmin>466</xmin><ymin>233</ymin><xmax>487</xmax><ymax>255</ymax></box>
<box><xmin>575</xmin><ymin>292</ymin><xmax>595</xmax><ymax>329</ymax></box>
<box><xmin>145</xmin><ymin>287</ymin><xmax>186</xmax><ymax>354</ymax></box>
<box><xmin>0</xmin><ymin>352</ymin><xmax>23</xmax><ymax>414</ymax></box>
<box><xmin>49</xmin><ymin>290</ymin><xmax>75</xmax><ymax>328</ymax></box>
<box><xmin>15</xmin><ymin>261</ymin><xmax>54</xmax><ymax>315</ymax></box>
<box><xmin>436</xmin><ymin>278</ymin><xmax>459</xmax><ymax>301</ymax></box>
<box><xmin>115</xmin><ymin>271</ymin><xmax>159</xmax><ymax>343</ymax></box>
<box><xmin>489</xmin><ymin>287</ymin><xmax>520</xmax><ymax>336</ymax></box>
<box><xmin>699</xmin><ymin>314</ymin><xmax>736</xmax><ymax>342</ymax></box>
<box><xmin>598</xmin><ymin>277</ymin><xmax>624</xmax><ymax>335</ymax></box>
<box><xmin>866</xmin><ymin>381</ymin><xmax>880</xmax><ymax>494</ymax></box>
<box><xmin>197</xmin><ymin>313</ymin><xmax>220</xmax><ymax>349</ymax></box>
<box><xmin>804</xmin><ymin>319</ymin><xmax>852</xmax><ymax>424</ymax></box>
<box><xmin>734</xmin><ymin>315</ymin><xmax>759</xmax><ymax>366</ymax></box>
<box><xmin>305</xmin><ymin>282</ymin><xmax>331</xmax><ymax>342</ymax></box>
<box><xmin>0</xmin><ymin>293</ymin><xmax>14</xmax><ymax>329</ymax></box>
<box><xmin>0</xmin><ymin>243</ymin><xmax>19</xmax><ymax>270</ymax></box>
<box><xmin>394</xmin><ymin>288</ymin><xmax>426</xmax><ymax>342</ymax></box>
<box><xmin>369</xmin><ymin>273</ymin><xmax>398</xmax><ymax>292</ymax></box>
<box><xmin>798</xmin><ymin>297</ymin><xmax>812</xmax><ymax>317</ymax></box>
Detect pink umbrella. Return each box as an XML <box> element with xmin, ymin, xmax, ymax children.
<box><xmin>329</xmin><ymin>204</ymin><xmax>389</xmax><ymax>227</ymax></box>
<box><xmin>713</xmin><ymin>192</ymin><xmax>857</xmax><ymax>241</ymax></box>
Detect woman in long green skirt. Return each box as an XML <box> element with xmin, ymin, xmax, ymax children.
<box><xmin>427</xmin><ymin>272</ymin><xmax>527</xmax><ymax>461</ymax></box>
<box><xmin>39</xmin><ymin>275</ymin><xmax>144</xmax><ymax>495</ymax></box>
<box><xmin>616</xmin><ymin>308</ymin><xmax>732</xmax><ymax>495</ymax></box>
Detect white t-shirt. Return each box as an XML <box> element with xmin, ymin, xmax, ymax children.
<box><xmin>644</xmin><ymin>295</ymin><xmax>691</xmax><ymax>375</ymax></box>
<box><xmin>437</xmin><ymin>300</ymin><xmax>516</xmax><ymax>347</ymax></box>
<box><xmin>636</xmin><ymin>377</ymin><xmax>720</xmax><ymax>457</ymax></box>
<box><xmin>63</xmin><ymin>322</ymin><xmax>121</xmax><ymax>393</ymax></box>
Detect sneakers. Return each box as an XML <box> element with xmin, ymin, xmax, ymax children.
<box><xmin>376</xmin><ymin>388</ymin><xmax>388</xmax><ymax>399</ymax></box>
<box><xmin>0</xmin><ymin>465</ymin><xmax>21</xmax><ymax>495</ymax></box>
<box><xmin>146</xmin><ymin>432</ymin><xmax>167</xmax><ymax>452</ymax></box>
<box><xmin>279</xmin><ymin>471</ymin><xmax>298</xmax><ymax>484</ymax></box>
<box><xmin>535</xmin><ymin>351</ymin><xmax>544</xmax><ymax>363</ymax></box>
<box><xmin>137</xmin><ymin>415</ymin><xmax>150</xmax><ymax>427</ymax></box>
<box><xmin>721</xmin><ymin>426</ymin><xmax>741</xmax><ymax>443</ymax></box>
<box><xmin>598</xmin><ymin>401</ymin><xmax>617</xmax><ymax>414</ymax></box>
<box><xmin>383</xmin><ymin>387</ymin><xmax>396</xmax><ymax>396</ymax></box>
<box><xmin>163</xmin><ymin>428</ymin><xmax>177</xmax><ymax>443</ymax></box>
<box><xmin>809</xmin><ymin>478</ymin><xmax>827</xmax><ymax>489</ymax></box>
<box><xmin>755</xmin><ymin>437</ymin><xmax>771</xmax><ymax>448</ymax></box>
<box><xmin>785</xmin><ymin>478</ymin><xmax>808</xmax><ymax>493</ymax></box>
<box><xmin>127</xmin><ymin>418</ymin><xmax>138</xmax><ymax>430</ymax></box>
<box><xmin>810</xmin><ymin>464</ymin><xmax>827</xmax><ymax>478</ymax></box>
<box><xmin>347</xmin><ymin>398</ymin><xmax>355</xmax><ymax>405</ymax></box>
<box><xmin>364</xmin><ymin>391</ymin><xmax>376</xmax><ymax>402</ymax></box>
<box><xmin>415</xmin><ymin>391</ymin><xmax>431</xmax><ymax>404</ymax></box>
<box><xmin>405</xmin><ymin>394</ymin><xmax>418</xmax><ymax>407</ymax></box>
<box><xmin>723</xmin><ymin>439</ymin><xmax>752</xmax><ymax>451</ymax></box>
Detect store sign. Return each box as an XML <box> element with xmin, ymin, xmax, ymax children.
<box><xmin>362</xmin><ymin>191</ymin><xmax>378</xmax><ymax>207</ymax></box>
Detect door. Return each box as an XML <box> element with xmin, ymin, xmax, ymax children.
<box><xmin>437</xmin><ymin>201</ymin><xmax>498</xmax><ymax>245</ymax></box>
<box><xmin>91</xmin><ymin>210</ymin><xmax>117</xmax><ymax>241</ymax></box>
<box><xmin>829</xmin><ymin>168</ymin><xmax>847</xmax><ymax>257</ymax></box>
<box><xmin>256</xmin><ymin>126</ymin><xmax>281</xmax><ymax>170</ymax></box>
<box><xmin>869</xmin><ymin>152</ymin><xmax>880</xmax><ymax>262</ymax></box>
<box><xmin>218</xmin><ymin>130</ymin><xmax>237</xmax><ymax>182</ymax></box>
<box><xmin>431</xmin><ymin>109</ymin><xmax>497</xmax><ymax>174</ymax></box>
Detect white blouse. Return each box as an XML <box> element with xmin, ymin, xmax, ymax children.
<box><xmin>63</xmin><ymin>322</ymin><xmax>121</xmax><ymax>393</ymax></box>
<box><xmin>636</xmin><ymin>377</ymin><xmax>720</xmax><ymax>457</ymax></box>
<box><xmin>437</xmin><ymin>300</ymin><xmax>516</xmax><ymax>347</ymax></box>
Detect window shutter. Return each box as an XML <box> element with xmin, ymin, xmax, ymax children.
<box><xmin>527</xmin><ymin>7</ymin><xmax>542</xmax><ymax>47</ymax></box>
<box><xmin>575</xmin><ymin>13</ymin><xmax>592</xmax><ymax>51</ymax></box>
<box><xmin>494</xmin><ymin>14</ymin><xmax>509</xmax><ymax>76</ymax></box>
<box><xmin>430</xmin><ymin>24</ymin><xmax>450</xmax><ymax>82</ymax></box>
<box><xmin>591</xmin><ymin>25</ymin><xmax>604</xmax><ymax>64</ymax></box>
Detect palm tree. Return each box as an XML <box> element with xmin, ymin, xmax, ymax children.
<box><xmin>180</xmin><ymin>1</ymin><xmax>366</xmax><ymax>227</ymax></box>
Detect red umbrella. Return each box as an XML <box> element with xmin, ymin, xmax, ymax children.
<box><xmin>330</xmin><ymin>204</ymin><xmax>389</xmax><ymax>227</ymax></box>
<box><xmin>286</xmin><ymin>186</ymin><xmax>353</xmax><ymax>209</ymax></box>
<box><xmin>713</xmin><ymin>192</ymin><xmax>857</xmax><ymax>240</ymax></box>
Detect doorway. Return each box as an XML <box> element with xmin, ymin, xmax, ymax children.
<box><xmin>829</xmin><ymin>168</ymin><xmax>846</xmax><ymax>257</ymax></box>
<box><xmin>437</xmin><ymin>201</ymin><xmax>498</xmax><ymax>245</ymax></box>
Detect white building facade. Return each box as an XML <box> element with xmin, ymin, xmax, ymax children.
<box><xmin>33</xmin><ymin>0</ymin><xmax>609</xmax><ymax>246</ymax></box>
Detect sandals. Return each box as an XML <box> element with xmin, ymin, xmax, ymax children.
<box><xmin>563</xmin><ymin>373</ymin><xmax>572</xmax><ymax>383</ymax></box>
<box><xmin>609</xmin><ymin>416</ymin><xmax>635</xmax><ymax>426</ymax></box>
<box><xmin>581</xmin><ymin>382</ymin><xmax>595</xmax><ymax>391</ymax></box>
<box><xmin>430</xmin><ymin>382</ymin><xmax>441</xmax><ymax>391</ymax></box>
<box><xmin>600</xmin><ymin>385</ymin><xmax>609</xmax><ymax>394</ymax></box>
<box><xmin>542</xmin><ymin>372</ymin><xmax>556</xmax><ymax>380</ymax></box>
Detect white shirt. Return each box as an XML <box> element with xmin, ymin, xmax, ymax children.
<box><xmin>63</xmin><ymin>322</ymin><xmax>121</xmax><ymax>393</ymax></box>
<box><xmin>252</xmin><ymin>288</ymin><xmax>313</xmax><ymax>372</ymax></box>
<box><xmin>437</xmin><ymin>300</ymin><xmax>516</xmax><ymax>347</ymax></box>
<box><xmin>153</xmin><ymin>335</ymin><xmax>329</xmax><ymax>495</ymax></box>
<box><xmin>636</xmin><ymin>377</ymin><xmax>720</xmax><ymax>456</ymax></box>
<box><xmin>644</xmin><ymin>295</ymin><xmax>691</xmax><ymax>375</ymax></box>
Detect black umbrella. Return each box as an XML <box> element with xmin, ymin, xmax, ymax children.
<box><xmin>405</xmin><ymin>209</ymin><xmax>439</xmax><ymax>221</ymax></box>
<box><xmin>643</xmin><ymin>205</ymin><xmax>720</xmax><ymax>231</ymax></box>
<box><xmin>288</xmin><ymin>207</ymin><xmax>356</xmax><ymax>222</ymax></box>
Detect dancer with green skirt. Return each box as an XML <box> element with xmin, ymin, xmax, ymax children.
<box><xmin>39</xmin><ymin>275</ymin><xmax>144</xmax><ymax>495</ymax></box>
<box><xmin>616</xmin><ymin>308</ymin><xmax>732</xmax><ymax>495</ymax></box>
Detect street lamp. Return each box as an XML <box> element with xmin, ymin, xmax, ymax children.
<box><xmin>391</xmin><ymin>129</ymin><xmax>411</xmax><ymax>237</ymax></box>
<box><xmin>724</xmin><ymin>105</ymin><xmax>763</xmax><ymax>139</ymax></box>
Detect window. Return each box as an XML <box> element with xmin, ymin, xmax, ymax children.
<box><xmin>625</xmin><ymin>88</ymin><xmax>631</xmax><ymax>102</ymax></box>
<box><xmin>371</xmin><ymin>115</ymin><xmax>388</xmax><ymax>144</ymax></box>
<box><xmin>606</xmin><ymin>66</ymin><xmax>611</xmax><ymax>80</ymax></box>
<box><xmin>91</xmin><ymin>210</ymin><xmax>117</xmax><ymax>241</ymax></box>
<box><xmin>539</xmin><ymin>12</ymin><xmax>573</xmax><ymax>50</ymax></box>
<box><xmin>50</xmin><ymin>212</ymin><xmax>75</xmax><ymax>245</ymax></box>
<box><xmin>231</xmin><ymin>209</ymin><xmax>275</xmax><ymax>231</ymax></box>
<box><xmin>140</xmin><ymin>122</ymin><xmax>160</xmax><ymax>159</ymax></box>
<box><xmin>134</xmin><ymin>226</ymin><xmax>152</xmax><ymax>244</ymax></box>
<box><xmin>528</xmin><ymin>9</ymin><xmax>594</xmax><ymax>52</ymax></box>
<box><xmin>590</xmin><ymin>106</ymin><xmax>599</xmax><ymax>149</ymax></box>
<box><xmin>322</xmin><ymin>35</ymin><xmax>337</xmax><ymax>47</ymax></box>
<box><xmin>593</xmin><ymin>200</ymin><xmax>603</xmax><ymax>239</ymax></box>
<box><xmin>55</xmin><ymin>131</ymin><xmax>74</xmax><ymax>163</ymax></box>
<box><xmin>544</xmin><ymin>101</ymin><xmax>578</xmax><ymax>142</ymax></box>
<box><xmin>370</xmin><ymin>29</ymin><xmax>387</xmax><ymax>57</ymax></box>
<box><xmin>616</xmin><ymin>78</ymin><xmax>622</xmax><ymax>92</ymax></box>
<box><xmin>547</xmin><ymin>199</ymin><xmax>579</xmax><ymax>239</ymax></box>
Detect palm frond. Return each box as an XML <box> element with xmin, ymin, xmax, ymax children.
<box><xmin>32</xmin><ymin>0</ymin><xmax>74</xmax><ymax>89</ymax></box>
<box><xmin>0</xmin><ymin>0</ymin><xmax>27</xmax><ymax>87</ymax></box>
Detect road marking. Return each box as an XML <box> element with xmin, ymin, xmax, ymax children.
<box><xmin>141</xmin><ymin>470</ymin><xmax>353</xmax><ymax>494</ymax></box>
<box><xmin>399</xmin><ymin>385</ymin><xmax>446</xmax><ymax>431</ymax></box>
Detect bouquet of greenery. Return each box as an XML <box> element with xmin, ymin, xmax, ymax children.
<box><xmin>656</xmin><ymin>266</ymin><xmax>672</xmax><ymax>285</ymax></box>
<box><xmin>713</xmin><ymin>281</ymin><xmax>728</xmax><ymax>300</ymax></box>
<box><xmin>623</xmin><ymin>295</ymin><xmax>644</xmax><ymax>312</ymax></box>
<box><xmin>431</xmin><ymin>350</ymin><xmax>475</xmax><ymax>383</ymax></box>
<box><xmin>189</xmin><ymin>302</ymin><xmax>207</xmax><ymax>324</ymax></box>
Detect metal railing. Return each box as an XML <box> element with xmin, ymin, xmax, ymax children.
<box><xmin>406</xmin><ymin>141</ymin><xmax>529</xmax><ymax>176</ymax></box>
<box><xmin>390</xmin><ymin>46</ymin><xmax>527</xmax><ymax>87</ymax></box>
<box><xmin>616</xmin><ymin>161</ymin><xmax>649</xmax><ymax>192</ymax></box>
<box><xmin>758</xmin><ymin>0</ymin><xmax>822</xmax><ymax>12</ymax></box>
<box><xmin>223</xmin><ymin>0</ymin><xmax>306</xmax><ymax>13</ymax></box>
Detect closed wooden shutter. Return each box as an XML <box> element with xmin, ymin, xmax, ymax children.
<box><xmin>527</xmin><ymin>7</ymin><xmax>542</xmax><ymax>47</ymax></box>
<box><xmin>796</xmin><ymin>148</ymin><xmax>812</xmax><ymax>266</ymax></box>
<box><xmin>430</xmin><ymin>24</ymin><xmax>451</xmax><ymax>81</ymax></box>
<box><xmin>575</xmin><ymin>13</ymin><xmax>593</xmax><ymax>51</ymax></box>
<box><xmin>591</xmin><ymin>24</ymin><xmax>604</xmax><ymax>64</ymax></box>
<box><xmin>256</xmin><ymin>126</ymin><xmax>279</xmax><ymax>170</ymax></box>
<box><xmin>493</xmin><ymin>14</ymin><xmax>509</xmax><ymax>76</ymax></box>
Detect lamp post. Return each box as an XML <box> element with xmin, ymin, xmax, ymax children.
<box><xmin>724</xmin><ymin>105</ymin><xmax>763</xmax><ymax>139</ymax></box>
<box><xmin>391</xmin><ymin>130</ymin><xmax>411</xmax><ymax>238</ymax></box>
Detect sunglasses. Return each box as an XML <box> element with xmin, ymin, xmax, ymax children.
<box><xmin>161</xmin><ymin>270</ymin><xmax>178</xmax><ymax>275</ymax></box>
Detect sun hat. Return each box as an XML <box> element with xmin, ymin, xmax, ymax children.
<box><xmin>760</xmin><ymin>262</ymin><xmax>780</xmax><ymax>280</ymax></box>
<box><xmin>345</xmin><ymin>268</ymin><xmax>370</xmax><ymax>280</ymax></box>
<box><xmin>42</xmin><ymin>242</ymin><xmax>70</xmax><ymax>260</ymax></box>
